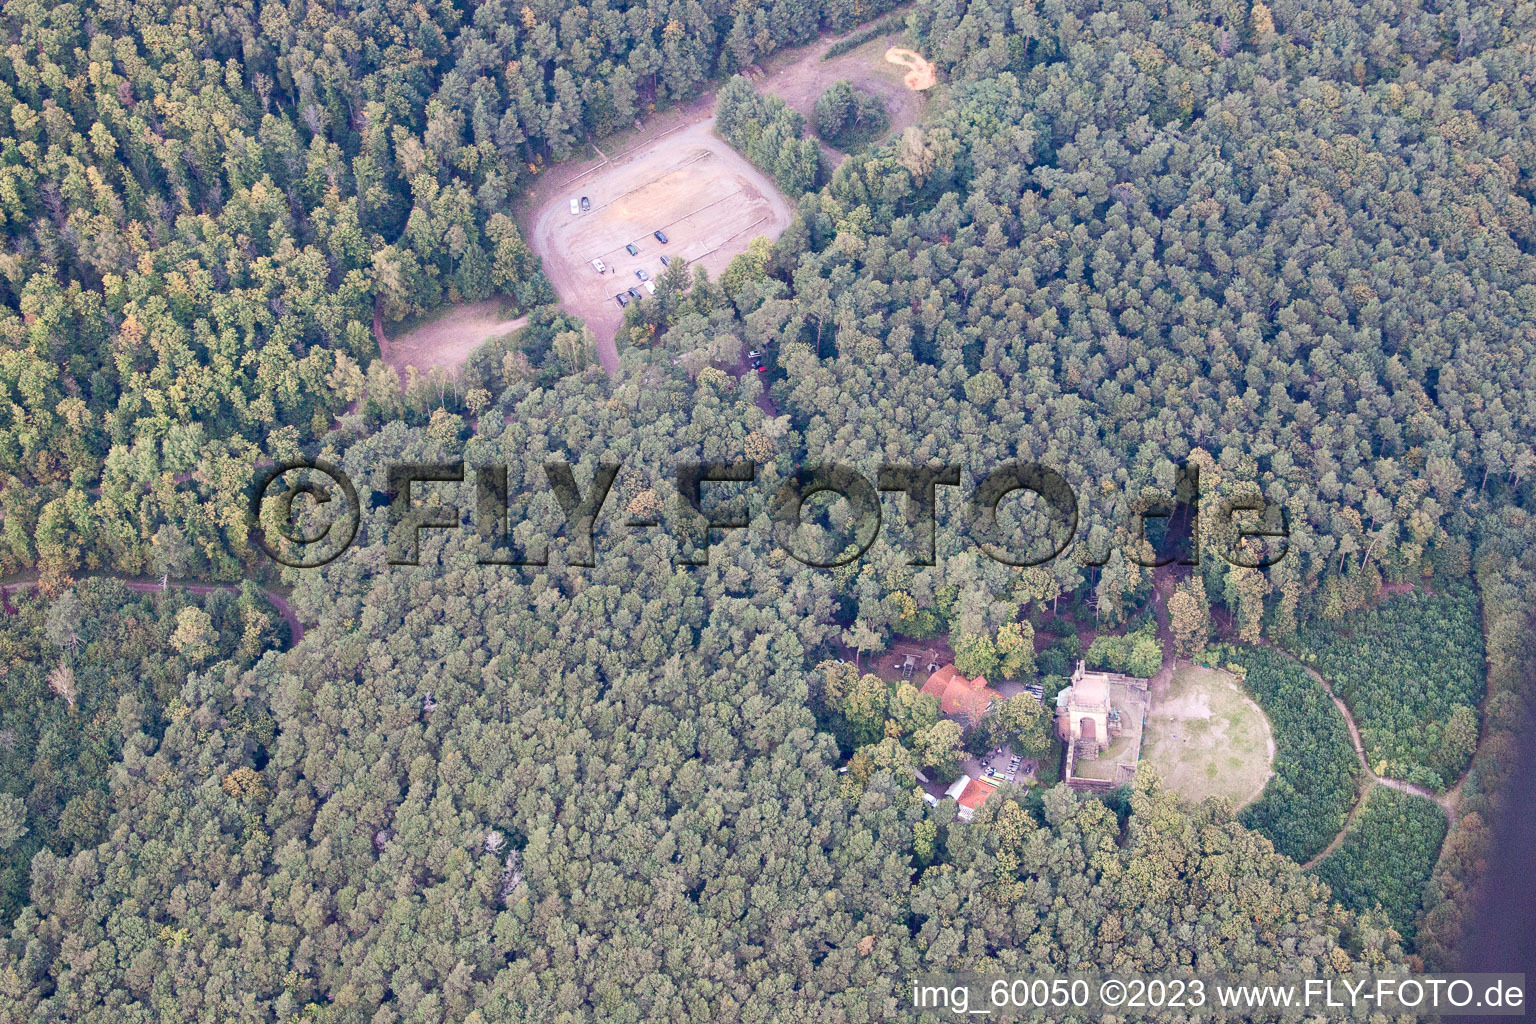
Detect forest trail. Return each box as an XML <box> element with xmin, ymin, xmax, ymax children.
<box><xmin>2</xmin><ymin>574</ymin><xmax>304</xmax><ymax>646</ymax></box>
<box><xmin>1300</xmin><ymin>772</ymin><xmax>1371</xmax><ymax>870</ymax></box>
<box><xmin>1148</xmin><ymin>563</ymin><xmax>1181</xmax><ymax>691</ymax></box>
<box><xmin>1292</xmin><ymin>659</ymin><xmax>1459</xmax><ymax>869</ymax></box>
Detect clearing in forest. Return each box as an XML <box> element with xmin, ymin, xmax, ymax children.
<box><xmin>1142</xmin><ymin>665</ymin><xmax>1275</xmax><ymax>808</ymax></box>
<box><xmin>518</xmin><ymin>24</ymin><xmax>936</xmax><ymax>372</ymax></box>
<box><xmin>529</xmin><ymin>122</ymin><xmax>792</xmax><ymax>372</ymax></box>
<box><xmin>774</xmin><ymin>32</ymin><xmax>932</xmax><ymax>147</ymax></box>
<box><xmin>380</xmin><ymin>298</ymin><xmax>527</xmax><ymax>381</ymax></box>
<box><xmin>885</xmin><ymin>48</ymin><xmax>937</xmax><ymax>90</ymax></box>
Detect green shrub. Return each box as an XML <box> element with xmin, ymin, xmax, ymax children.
<box><xmin>1085</xmin><ymin>624</ymin><xmax>1161</xmax><ymax>678</ymax></box>
<box><xmin>715</xmin><ymin>77</ymin><xmax>823</xmax><ymax>194</ymax></box>
<box><xmin>813</xmin><ymin>81</ymin><xmax>891</xmax><ymax>152</ymax></box>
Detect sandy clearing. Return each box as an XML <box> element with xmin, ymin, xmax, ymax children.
<box><xmin>516</xmin><ymin>18</ymin><xmax>936</xmax><ymax>374</ymax></box>
<box><xmin>380</xmin><ymin>299</ymin><xmax>527</xmax><ymax>380</ymax></box>
<box><xmin>885</xmin><ymin>48</ymin><xmax>937</xmax><ymax>90</ymax></box>
<box><xmin>529</xmin><ymin>122</ymin><xmax>792</xmax><ymax>373</ymax></box>
<box><xmin>1143</xmin><ymin>665</ymin><xmax>1276</xmax><ymax>809</ymax></box>
<box><xmin>767</xmin><ymin>34</ymin><xmax>932</xmax><ymax>155</ymax></box>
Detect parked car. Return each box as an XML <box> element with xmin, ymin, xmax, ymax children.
<box><xmin>634</xmin><ymin>268</ymin><xmax>649</xmax><ymax>281</ymax></box>
<box><xmin>627</xmin><ymin>288</ymin><xmax>641</xmax><ymax>300</ymax></box>
<box><xmin>569</xmin><ymin>197</ymin><xmax>580</xmax><ymax>215</ymax></box>
<box><xmin>625</xmin><ymin>243</ymin><xmax>639</xmax><ymax>256</ymax></box>
<box><xmin>614</xmin><ymin>293</ymin><xmax>628</xmax><ymax>307</ymax></box>
<box><xmin>653</xmin><ymin>230</ymin><xmax>669</xmax><ymax>244</ymax></box>
<box><xmin>580</xmin><ymin>196</ymin><xmax>591</xmax><ymax>212</ymax></box>
<box><xmin>643</xmin><ymin>280</ymin><xmax>656</xmax><ymax>295</ymax></box>
<box><xmin>659</xmin><ymin>255</ymin><xmax>671</xmax><ymax>267</ymax></box>
<box><xmin>591</xmin><ymin>258</ymin><xmax>606</xmax><ymax>273</ymax></box>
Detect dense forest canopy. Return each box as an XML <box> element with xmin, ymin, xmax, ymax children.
<box><xmin>1313</xmin><ymin>785</ymin><xmax>1450</xmax><ymax>946</ymax></box>
<box><xmin>0</xmin><ymin>403</ymin><xmax>1411</xmax><ymax>1021</ymax></box>
<box><xmin>0</xmin><ymin>0</ymin><xmax>1534</xmax><ymax>1018</ymax></box>
<box><xmin>0</xmin><ymin>577</ymin><xmax>287</xmax><ymax>922</ymax></box>
<box><xmin>0</xmin><ymin>0</ymin><xmax>909</xmax><ymax>581</ymax></box>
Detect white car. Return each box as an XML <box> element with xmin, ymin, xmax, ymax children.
<box><xmin>643</xmin><ymin>280</ymin><xmax>656</xmax><ymax>295</ymax></box>
<box><xmin>569</xmin><ymin>197</ymin><xmax>580</xmax><ymax>215</ymax></box>
<box><xmin>591</xmin><ymin>258</ymin><xmax>606</xmax><ymax>273</ymax></box>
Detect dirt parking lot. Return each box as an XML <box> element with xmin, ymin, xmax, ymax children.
<box><xmin>529</xmin><ymin>121</ymin><xmax>793</xmax><ymax>371</ymax></box>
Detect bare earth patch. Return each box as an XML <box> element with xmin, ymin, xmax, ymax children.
<box><xmin>381</xmin><ymin>299</ymin><xmax>527</xmax><ymax>380</ymax></box>
<box><xmin>529</xmin><ymin>122</ymin><xmax>792</xmax><ymax>372</ymax></box>
<box><xmin>885</xmin><ymin>48</ymin><xmax>937</xmax><ymax>91</ymax></box>
<box><xmin>1142</xmin><ymin>665</ymin><xmax>1276</xmax><ymax>808</ymax></box>
<box><xmin>767</xmin><ymin>33</ymin><xmax>933</xmax><ymax>156</ymax></box>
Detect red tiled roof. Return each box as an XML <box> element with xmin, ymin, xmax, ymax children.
<box><xmin>921</xmin><ymin>664</ymin><xmax>1004</xmax><ymax>717</ymax></box>
<box><xmin>957</xmin><ymin>777</ymin><xmax>996</xmax><ymax>811</ymax></box>
<box><xmin>922</xmin><ymin>664</ymin><xmax>959</xmax><ymax>694</ymax></box>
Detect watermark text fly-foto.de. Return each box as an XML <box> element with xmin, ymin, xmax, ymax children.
<box><xmin>250</xmin><ymin>458</ymin><xmax>1289</xmax><ymax>570</ymax></box>
<box><xmin>908</xmin><ymin>972</ymin><xmax>1525</xmax><ymax>1018</ymax></box>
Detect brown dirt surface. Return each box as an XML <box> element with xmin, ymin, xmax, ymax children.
<box><xmin>381</xmin><ymin>298</ymin><xmax>527</xmax><ymax>380</ymax></box>
<box><xmin>1142</xmin><ymin>665</ymin><xmax>1275</xmax><ymax>808</ymax></box>
<box><xmin>768</xmin><ymin>34</ymin><xmax>932</xmax><ymax>153</ymax></box>
<box><xmin>529</xmin><ymin>122</ymin><xmax>792</xmax><ymax>372</ymax></box>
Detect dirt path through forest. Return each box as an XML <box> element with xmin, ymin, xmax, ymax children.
<box><xmin>1289</xmin><ymin>659</ymin><xmax>1459</xmax><ymax>869</ymax></box>
<box><xmin>2</xmin><ymin>574</ymin><xmax>304</xmax><ymax>646</ymax></box>
<box><xmin>1148</xmin><ymin>563</ymin><xmax>1180</xmax><ymax>691</ymax></box>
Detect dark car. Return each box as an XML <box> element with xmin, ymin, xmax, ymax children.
<box><xmin>659</xmin><ymin>255</ymin><xmax>671</xmax><ymax>267</ymax></box>
<box><xmin>627</xmin><ymin>288</ymin><xmax>641</xmax><ymax>300</ymax></box>
<box><xmin>653</xmin><ymin>230</ymin><xmax>668</xmax><ymax>244</ymax></box>
<box><xmin>625</xmin><ymin>243</ymin><xmax>639</xmax><ymax>256</ymax></box>
<box><xmin>634</xmin><ymin>268</ymin><xmax>649</xmax><ymax>281</ymax></box>
<box><xmin>580</xmin><ymin>196</ymin><xmax>591</xmax><ymax>212</ymax></box>
<box><xmin>614</xmin><ymin>293</ymin><xmax>628</xmax><ymax>307</ymax></box>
